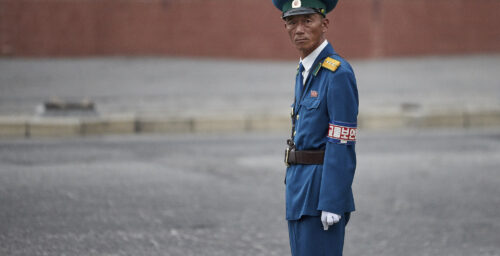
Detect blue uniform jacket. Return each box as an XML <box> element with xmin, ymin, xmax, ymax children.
<box><xmin>286</xmin><ymin>43</ymin><xmax>358</xmax><ymax>220</ymax></box>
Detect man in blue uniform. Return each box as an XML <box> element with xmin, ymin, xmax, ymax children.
<box><xmin>274</xmin><ymin>0</ymin><xmax>359</xmax><ymax>255</ymax></box>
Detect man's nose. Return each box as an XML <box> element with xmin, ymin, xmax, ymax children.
<box><xmin>295</xmin><ymin>23</ymin><xmax>305</xmax><ymax>34</ymax></box>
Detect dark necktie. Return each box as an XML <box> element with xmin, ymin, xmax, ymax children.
<box><xmin>294</xmin><ymin>63</ymin><xmax>305</xmax><ymax>110</ymax></box>
<box><xmin>297</xmin><ymin>62</ymin><xmax>305</xmax><ymax>87</ymax></box>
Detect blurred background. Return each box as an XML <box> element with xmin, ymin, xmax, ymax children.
<box><xmin>1</xmin><ymin>0</ymin><xmax>499</xmax><ymax>58</ymax></box>
<box><xmin>1</xmin><ymin>0</ymin><xmax>500</xmax><ymax>256</ymax></box>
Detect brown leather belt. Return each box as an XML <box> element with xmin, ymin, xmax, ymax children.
<box><xmin>285</xmin><ymin>148</ymin><xmax>325</xmax><ymax>166</ymax></box>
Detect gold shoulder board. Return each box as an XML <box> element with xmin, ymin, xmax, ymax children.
<box><xmin>321</xmin><ymin>57</ymin><xmax>341</xmax><ymax>72</ymax></box>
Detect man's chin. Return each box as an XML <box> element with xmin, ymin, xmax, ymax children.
<box><xmin>295</xmin><ymin>44</ymin><xmax>312</xmax><ymax>54</ymax></box>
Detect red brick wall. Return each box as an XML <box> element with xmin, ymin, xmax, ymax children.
<box><xmin>1</xmin><ymin>0</ymin><xmax>499</xmax><ymax>59</ymax></box>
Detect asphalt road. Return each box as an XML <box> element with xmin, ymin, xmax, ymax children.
<box><xmin>1</xmin><ymin>55</ymin><xmax>499</xmax><ymax>117</ymax></box>
<box><xmin>1</xmin><ymin>129</ymin><xmax>500</xmax><ymax>256</ymax></box>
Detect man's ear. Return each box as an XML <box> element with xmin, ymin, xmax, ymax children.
<box><xmin>322</xmin><ymin>18</ymin><xmax>330</xmax><ymax>32</ymax></box>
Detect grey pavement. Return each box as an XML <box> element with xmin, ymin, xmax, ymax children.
<box><xmin>1</xmin><ymin>54</ymin><xmax>500</xmax><ymax>137</ymax></box>
<box><xmin>1</xmin><ymin>129</ymin><xmax>499</xmax><ymax>255</ymax></box>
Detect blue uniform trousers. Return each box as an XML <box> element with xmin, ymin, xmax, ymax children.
<box><xmin>288</xmin><ymin>213</ymin><xmax>350</xmax><ymax>256</ymax></box>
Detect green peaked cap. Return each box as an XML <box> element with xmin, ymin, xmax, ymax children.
<box><xmin>272</xmin><ymin>0</ymin><xmax>338</xmax><ymax>18</ymax></box>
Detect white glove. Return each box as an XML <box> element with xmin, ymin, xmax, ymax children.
<box><xmin>321</xmin><ymin>211</ymin><xmax>341</xmax><ymax>231</ymax></box>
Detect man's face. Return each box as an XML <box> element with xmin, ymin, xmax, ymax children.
<box><xmin>285</xmin><ymin>13</ymin><xmax>329</xmax><ymax>58</ymax></box>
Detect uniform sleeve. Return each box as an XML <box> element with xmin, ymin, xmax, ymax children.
<box><xmin>317</xmin><ymin>69</ymin><xmax>359</xmax><ymax>215</ymax></box>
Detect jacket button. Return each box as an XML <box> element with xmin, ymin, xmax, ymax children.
<box><xmin>296</xmin><ymin>115</ymin><xmax>300</xmax><ymax>120</ymax></box>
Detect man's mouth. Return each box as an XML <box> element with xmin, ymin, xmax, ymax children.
<box><xmin>295</xmin><ymin>38</ymin><xmax>308</xmax><ymax>43</ymax></box>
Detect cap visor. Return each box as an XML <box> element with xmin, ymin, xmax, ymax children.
<box><xmin>282</xmin><ymin>7</ymin><xmax>321</xmax><ymax>19</ymax></box>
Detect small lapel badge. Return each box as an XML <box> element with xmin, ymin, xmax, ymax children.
<box><xmin>292</xmin><ymin>0</ymin><xmax>301</xmax><ymax>8</ymax></box>
<box><xmin>311</xmin><ymin>90</ymin><xmax>318</xmax><ymax>98</ymax></box>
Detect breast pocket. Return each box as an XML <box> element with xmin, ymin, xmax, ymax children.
<box><xmin>300</xmin><ymin>97</ymin><xmax>321</xmax><ymax>110</ymax></box>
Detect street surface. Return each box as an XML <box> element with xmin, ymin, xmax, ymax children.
<box><xmin>1</xmin><ymin>129</ymin><xmax>500</xmax><ymax>255</ymax></box>
<box><xmin>1</xmin><ymin>55</ymin><xmax>499</xmax><ymax>117</ymax></box>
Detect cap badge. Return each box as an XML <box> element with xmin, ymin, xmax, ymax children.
<box><xmin>292</xmin><ymin>0</ymin><xmax>302</xmax><ymax>8</ymax></box>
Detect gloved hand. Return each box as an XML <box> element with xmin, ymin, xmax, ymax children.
<box><xmin>321</xmin><ymin>211</ymin><xmax>341</xmax><ymax>231</ymax></box>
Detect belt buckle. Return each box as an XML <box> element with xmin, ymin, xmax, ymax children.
<box><xmin>284</xmin><ymin>147</ymin><xmax>290</xmax><ymax>167</ymax></box>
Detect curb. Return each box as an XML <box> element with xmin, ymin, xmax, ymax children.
<box><xmin>0</xmin><ymin>114</ymin><xmax>293</xmax><ymax>138</ymax></box>
<box><xmin>359</xmin><ymin>108</ymin><xmax>500</xmax><ymax>129</ymax></box>
<box><xmin>1</xmin><ymin>109</ymin><xmax>500</xmax><ymax>138</ymax></box>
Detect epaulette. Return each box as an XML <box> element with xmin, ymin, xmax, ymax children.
<box><xmin>321</xmin><ymin>57</ymin><xmax>341</xmax><ymax>73</ymax></box>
